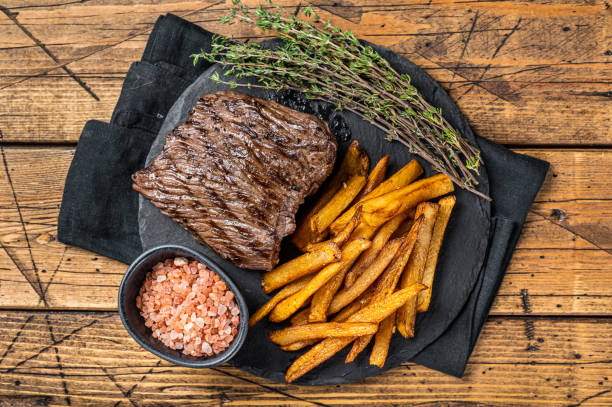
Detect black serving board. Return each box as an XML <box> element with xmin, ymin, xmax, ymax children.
<box><xmin>138</xmin><ymin>41</ymin><xmax>490</xmax><ymax>385</ymax></box>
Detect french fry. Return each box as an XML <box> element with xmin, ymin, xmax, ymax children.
<box><xmin>353</xmin><ymin>155</ymin><xmax>389</xmax><ymax>203</ymax></box>
<box><xmin>348</xmin><ymin>221</ymin><xmax>381</xmax><ymax>241</ymax></box>
<box><xmin>304</xmin><ymin>206</ymin><xmax>362</xmax><ymax>252</ymax></box>
<box><xmin>371</xmin><ymin>159</ymin><xmax>423</xmax><ymax>194</ymax></box>
<box><xmin>330</xmin><ymin>159</ymin><xmax>424</xmax><ymax>234</ymax></box>
<box><xmin>280</xmin><ymin>341</ymin><xmax>317</xmax><ymax>352</ymax></box>
<box><xmin>417</xmin><ymin>195</ymin><xmax>456</xmax><ymax>312</ymax></box>
<box><xmin>349</xmin><ymin>205</ymin><xmax>407</xmax><ymax>242</ymax></box>
<box><xmin>307</xmin><ymin>206</ymin><xmax>366</xmax><ymax>323</ymax></box>
<box><xmin>290</xmin><ymin>308</ymin><xmax>310</xmax><ymax>326</ymax></box>
<box><xmin>370</xmin><ymin>217</ymin><xmax>424</xmax><ymax>302</ymax></box>
<box><xmin>270</xmin><ymin>322</ymin><xmax>378</xmax><ymax>346</ymax></box>
<box><xmin>312</xmin><ymin>141</ymin><xmax>368</xmax><ymax>210</ymax></box>
<box><xmin>285</xmin><ymin>275</ymin><xmax>360</xmax><ymax>333</ymax></box>
<box><xmin>396</xmin><ymin>202</ymin><xmax>440</xmax><ymax>338</ymax></box>
<box><xmin>297</xmin><ymin>246</ymin><xmax>375</xmax><ymax>328</ymax></box>
<box><xmin>344</xmin><ymin>210</ymin><xmax>411</xmax><ymax>288</ymax></box>
<box><xmin>333</xmin><ymin>173</ymin><xmax>450</xmax><ymax>245</ymax></box>
<box><xmin>345</xmin><ymin>216</ymin><xmax>423</xmax><ymax>362</ymax></box>
<box><xmin>390</xmin><ymin>208</ymin><xmax>416</xmax><ymax>240</ymax></box>
<box><xmin>262</xmin><ymin>242</ymin><xmax>341</xmax><ymax>294</ymax></box>
<box><xmin>292</xmin><ymin>206</ymin><xmax>326</xmax><ymax>251</ymax></box>
<box><xmin>340</xmin><ymin>140</ymin><xmax>370</xmax><ymax>177</ymax></box>
<box><xmin>332</xmin><ymin>289</ymin><xmax>374</xmax><ymax>322</ymax></box>
<box><xmin>292</xmin><ymin>141</ymin><xmax>368</xmax><ymax>250</ymax></box>
<box><xmin>370</xmin><ymin>312</ymin><xmax>395</xmax><ymax>368</ymax></box>
<box><xmin>310</xmin><ymin>175</ymin><xmax>367</xmax><ymax>235</ymax></box>
<box><xmin>365</xmin><ymin>173</ymin><xmax>451</xmax><ymax>218</ymax></box>
<box><xmin>283</xmin><ymin>309</ymin><xmax>320</xmax><ymax>351</ymax></box>
<box><xmin>249</xmin><ymin>274</ymin><xmax>314</xmax><ymax>327</ymax></box>
<box><xmin>328</xmin><ymin>238</ymin><xmax>403</xmax><ymax>315</ymax></box>
<box><xmin>269</xmin><ymin>239</ymin><xmax>371</xmax><ymax>323</ymax></box>
<box><xmin>292</xmin><ymin>288</ymin><xmax>375</xmax><ymax>354</ymax></box>
<box><xmin>360</xmin><ymin>207</ymin><xmax>403</xmax><ymax>229</ymax></box>
<box><xmin>345</xmin><ymin>335</ymin><xmax>370</xmax><ymax>363</ymax></box>
<box><xmin>308</xmin><ymin>265</ymin><xmax>348</xmax><ymax>322</ymax></box>
<box><xmin>310</xmin><ymin>217</ymin><xmax>392</xmax><ymax>323</ymax></box>
<box><xmin>285</xmin><ymin>284</ymin><xmax>425</xmax><ymax>383</ymax></box>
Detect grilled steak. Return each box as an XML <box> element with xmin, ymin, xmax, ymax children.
<box><xmin>132</xmin><ymin>91</ymin><xmax>337</xmax><ymax>270</ymax></box>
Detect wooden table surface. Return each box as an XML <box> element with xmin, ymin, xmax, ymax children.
<box><xmin>0</xmin><ymin>0</ymin><xmax>610</xmax><ymax>405</ymax></box>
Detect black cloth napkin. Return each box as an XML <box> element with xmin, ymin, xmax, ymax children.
<box><xmin>58</xmin><ymin>13</ymin><xmax>549</xmax><ymax>378</ymax></box>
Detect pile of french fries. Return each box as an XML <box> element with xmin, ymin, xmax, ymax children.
<box><xmin>249</xmin><ymin>141</ymin><xmax>457</xmax><ymax>383</ymax></box>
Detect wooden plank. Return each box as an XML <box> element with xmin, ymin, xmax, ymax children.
<box><xmin>0</xmin><ymin>311</ymin><xmax>610</xmax><ymax>406</ymax></box>
<box><xmin>0</xmin><ymin>0</ymin><xmax>609</xmax><ymax>144</ymax></box>
<box><xmin>0</xmin><ymin>147</ymin><xmax>610</xmax><ymax>314</ymax></box>
<box><xmin>443</xmin><ymin>82</ymin><xmax>611</xmax><ymax>147</ymax></box>
<box><xmin>1</xmin><ymin>73</ymin><xmax>609</xmax><ymax>145</ymax></box>
<box><xmin>2</xmin><ymin>0</ymin><xmax>608</xmax><ymax>77</ymax></box>
<box><xmin>521</xmin><ymin>200</ymin><xmax>612</xmax><ymax>251</ymax></box>
<box><xmin>0</xmin><ymin>74</ymin><xmax>122</xmax><ymax>144</ymax></box>
<box><xmin>493</xmin><ymin>249</ymin><xmax>612</xmax><ymax>315</ymax></box>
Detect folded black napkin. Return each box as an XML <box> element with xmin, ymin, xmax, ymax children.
<box><xmin>58</xmin><ymin>13</ymin><xmax>548</xmax><ymax>379</ymax></box>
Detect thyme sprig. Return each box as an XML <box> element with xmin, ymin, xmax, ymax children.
<box><xmin>192</xmin><ymin>0</ymin><xmax>489</xmax><ymax>200</ymax></box>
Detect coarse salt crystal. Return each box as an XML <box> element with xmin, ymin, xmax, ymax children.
<box><xmin>136</xmin><ymin>257</ymin><xmax>240</xmax><ymax>358</ymax></box>
<box><xmin>174</xmin><ymin>257</ymin><xmax>188</xmax><ymax>266</ymax></box>
<box><xmin>202</xmin><ymin>342</ymin><xmax>212</xmax><ymax>354</ymax></box>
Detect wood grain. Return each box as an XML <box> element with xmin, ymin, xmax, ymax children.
<box><xmin>0</xmin><ymin>0</ymin><xmax>609</xmax><ymax>144</ymax></box>
<box><xmin>0</xmin><ymin>1</ymin><xmax>610</xmax><ymax>403</ymax></box>
<box><xmin>0</xmin><ymin>147</ymin><xmax>610</xmax><ymax>314</ymax></box>
<box><xmin>0</xmin><ymin>311</ymin><xmax>610</xmax><ymax>406</ymax></box>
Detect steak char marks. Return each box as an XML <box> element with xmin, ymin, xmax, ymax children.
<box><xmin>132</xmin><ymin>91</ymin><xmax>337</xmax><ymax>270</ymax></box>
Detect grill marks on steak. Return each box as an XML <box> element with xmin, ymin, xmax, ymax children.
<box><xmin>132</xmin><ymin>91</ymin><xmax>337</xmax><ymax>270</ymax></box>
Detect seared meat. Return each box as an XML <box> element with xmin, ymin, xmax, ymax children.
<box><xmin>132</xmin><ymin>91</ymin><xmax>337</xmax><ymax>270</ymax></box>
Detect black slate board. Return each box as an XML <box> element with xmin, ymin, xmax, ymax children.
<box><xmin>138</xmin><ymin>41</ymin><xmax>491</xmax><ymax>385</ymax></box>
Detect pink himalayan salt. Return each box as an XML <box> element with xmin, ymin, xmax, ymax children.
<box><xmin>136</xmin><ymin>257</ymin><xmax>240</xmax><ymax>357</ymax></box>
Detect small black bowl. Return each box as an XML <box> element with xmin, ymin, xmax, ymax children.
<box><xmin>118</xmin><ymin>245</ymin><xmax>249</xmax><ymax>368</ymax></box>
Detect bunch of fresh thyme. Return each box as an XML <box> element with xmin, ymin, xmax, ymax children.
<box><xmin>192</xmin><ymin>0</ymin><xmax>489</xmax><ymax>200</ymax></box>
